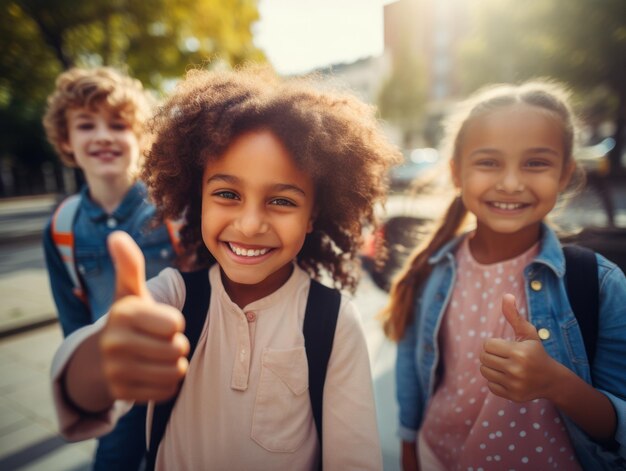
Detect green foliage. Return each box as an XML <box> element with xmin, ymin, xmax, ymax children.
<box><xmin>0</xmin><ymin>0</ymin><xmax>264</xmax><ymax>194</ymax></box>
<box><xmin>458</xmin><ymin>0</ymin><xmax>626</xmax><ymax>172</ymax></box>
<box><xmin>378</xmin><ymin>44</ymin><xmax>427</xmax><ymax>146</ymax></box>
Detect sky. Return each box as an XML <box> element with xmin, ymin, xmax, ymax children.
<box><xmin>253</xmin><ymin>0</ymin><xmax>388</xmax><ymax>75</ymax></box>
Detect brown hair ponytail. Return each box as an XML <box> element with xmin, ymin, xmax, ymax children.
<box><xmin>380</xmin><ymin>195</ymin><xmax>468</xmax><ymax>341</ymax></box>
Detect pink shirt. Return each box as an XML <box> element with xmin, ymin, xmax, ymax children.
<box><xmin>51</xmin><ymin>265</ymin><xmax>382</xmax><ymax>470</ymax></box>
<box><xmin>420</xmin><ymin>237</ymin><xmax>580</xmax><ymax>470</ymax></box>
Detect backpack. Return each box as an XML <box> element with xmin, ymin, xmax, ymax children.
<box><xmin>51</xmin><ymin>194</ymin><xmax>182</xmax><ymax>302</ymax></box>
<box><xmin>145</xmin><ymin>269</ymin><xmax>341</xmax><ymax>471</ymax></box>
<box><xmin>562</xmin><ymin>245</ymin><xmax>599</xmax><ymax>367</ymax></box>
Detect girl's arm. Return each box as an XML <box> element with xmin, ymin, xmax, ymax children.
<box><xmin>321</xmin><ymin>299</ymin><xmax>382</xmax><ymax>470</ymax></box>
<box><xmin>480</xmin><ymin>294</ymin><xmax>616</xmax><ymax>441</ymax></box>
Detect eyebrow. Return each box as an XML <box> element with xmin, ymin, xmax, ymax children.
<box><xmin>206</xmin><ymin>173</ymin><xmax>308</xmax><ymax>196</ymax></box>
<box><xmin>468</xmin><ymin>147</ymin><xmax>560</xmax><ymax>158</ymax></box>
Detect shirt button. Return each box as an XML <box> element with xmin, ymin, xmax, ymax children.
<box><xmin>160</xmin><ymin>248</ymin><xmax>169</xmax><ymax>258</ymax></box>
<box><xmin>530</xmin><ymin>280</ymin><xmax>542</xmax><ymax>291</ymax></box>
<box><xmin>106</xmin><ymin>217</ymin><xmax>117</xmax><ymax>228</ymax></box>
<box><xmin>245</xmin><ymin>311</ymin><xmax>256</xmax><ymax>323</ymax></box>
<box><xmin>538</xmin><ymin>328</ymin><xmax>550</xmax><ymax>340</ymax></box>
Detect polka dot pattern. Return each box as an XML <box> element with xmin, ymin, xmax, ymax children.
<box><xmin>420</xmin><ymin>237</ymin><xmax>581</xmax><ymax>470</ymax></box>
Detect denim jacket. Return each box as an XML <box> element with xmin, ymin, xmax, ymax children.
<box><xmin>43</xmin><ymin>182</ymin><xmax>176</xmax><ymax>336</ymax></box>
<box><xmin>396</xmin><ymin>223</ymin><xmax>626</xmax><ymax>469</ymax></box>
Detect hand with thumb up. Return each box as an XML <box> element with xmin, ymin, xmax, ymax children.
<box><xmin>98</xmin><ymin>231</ymin><xmax>190</xmax><ymax>403</ymax></box>
<box><xmin>479</xmin><ymin>293</ymin><xmax>560</xmax><ymax>403</ymax></box>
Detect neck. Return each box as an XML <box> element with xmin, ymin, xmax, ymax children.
<box><xmin>469</xmin><ymin>222</ymin><xmax>542</xmax><ymax>264</ymax></box>
<box><xmin>85</xmin><ymin>175</ymin><xmax>135</xmax><ymax>214</ymax></box>
<box><xmin>221</xmin><ymin>263</ymin><xmax>294</xmax><ymax>309</ymax></box>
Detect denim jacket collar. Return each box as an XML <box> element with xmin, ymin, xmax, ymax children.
<box><xmin>81</xmin><ymin>181</ymin><xmax>148</xmax><ymax>223</ymax></box>
<box><xmin>427</xmin><ymin>223</ymin><xmax>566</xmax><ymax>278</ymax></box>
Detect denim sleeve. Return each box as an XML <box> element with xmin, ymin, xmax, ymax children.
<box><xmin>396</xmin><ymin>313</ymin><xmax>422</xmax><ymax>442</ymax></box>
<box><xmin>43</xmin><ymin>221</ymin><xmax>91</xmax><ymax>337</ymax></box>
<box><xmin>594</xmin><ymin>259</ymin><xmax>626</xmax><ymax>458</ymax></box>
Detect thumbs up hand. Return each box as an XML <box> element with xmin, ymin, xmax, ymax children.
<box><xmin>100</xmin><ymin>231</ymin><xmax>189</xmax><ymax>403</ymax></box>
<box><xmin>479</xmin><ymin>293</ymin><xmax>559</xmax><ymax>403</ymax></box>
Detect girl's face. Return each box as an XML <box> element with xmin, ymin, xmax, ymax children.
<box><xmin>61</xmin><ymin>105</ymin><xmax>140</xmax><ymax>185</ymax></box>
<box><xmin>201</xmin><ymin>129</ymin><xmax>315</xmax><ymax>303</ymax></box>
<box><xmin>451</xmin><ymin>103</ymin><xmax>574</xmax><ymax>238</ymax></box>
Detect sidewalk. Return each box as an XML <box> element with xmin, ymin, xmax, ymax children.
<box><xmin>0</xmin><ymin>195</ymin><xmax>59</xmax><ymax>338</ymax></box>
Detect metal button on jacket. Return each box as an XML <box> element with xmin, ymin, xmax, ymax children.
<box><xmin>538</xmin><ymin>328</ymin><xmax>550</xmax><ymax>340</ymax></box>
<box><xmin>530</xmin><ymin>280</ymin><xmax>542</xmax><ymax>291</ymax></box>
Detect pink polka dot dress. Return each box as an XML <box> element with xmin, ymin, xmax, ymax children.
<box><xmin>420</xmin><ymin>237</ymin><xmax>581</xmax><ymax>470</ymax></box>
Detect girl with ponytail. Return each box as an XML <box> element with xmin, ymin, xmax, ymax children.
<box><xmin>382</xmin><ymin>81</ymin><xmax>626</xmax><ymax>470</ymax></box>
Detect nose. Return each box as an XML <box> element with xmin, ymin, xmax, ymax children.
<box><xmin>498</xmin><ymin>169</ymin><xmax>525</xmax><ymax>193</ymax></box>
<box><xmin>94</xmin><ymin>122</ymin><xmax>113</xmax><ymax>143</ymax></box>
<box><xmin>235</xmin><ymin>204</ymin><xmax>269</xmax><ymax>237</ymax></box>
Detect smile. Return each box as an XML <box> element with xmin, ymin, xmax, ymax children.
<box><xmin>228</xmin><ymin>242</ymin><xmax>271</xmax><ymax>257</ymax></box>
<box><xmin>489</xmin><ymin>201</ymin><xmax>527</xmax><ymax>210</ymax></box>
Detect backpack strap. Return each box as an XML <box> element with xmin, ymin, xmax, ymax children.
<box><xmin>562</xmin><ymin>245</ymin><xmax>599</xmax><ymax>366</ymax></box>
<box><xmin>146</xmin><ymin>269</ymin><xmax>211</xmax><ymax>471</ymax></box>
<box><xmin>164</xmin><ymin>219</ymin><xmax>183</xmax><ymax>255</ymax></box>
<box><xmin>303</xmin><ymin>279</ymin><xmax>341</xmax><ymax>465</ymax></box>
<box><xmin>51</xmin><ymin>194</ymin><xmax>86</xmax><ymax>302</ymax></box>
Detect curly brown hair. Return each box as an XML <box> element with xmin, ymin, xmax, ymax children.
<box><xmin>143</xmin><ymin>66</ymin><xmax>402</xmax><ymax>292</ymax></box>
<box><xmin>43</xmin><ymin>67</ymin><xmax>153</xmax><ymax>167</ymax></box>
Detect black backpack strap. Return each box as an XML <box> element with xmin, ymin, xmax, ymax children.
<box><xmin>146</xmin><ymin>269</ymin><xmax>211</xmax><ymax>471</ymax></box>
<box><xmin>303</xmin><ymin>279</ymin><xmax>341</xmax><ymax>467</ymax></box>
<box><xmin>563</xmin><ymin>245</ymin><xmax>599</xmax><ymax>366</ymax></box>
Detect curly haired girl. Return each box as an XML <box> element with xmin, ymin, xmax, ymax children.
<box><xmin>50</xmin><ymin>65</ymin><xmax>402</xmax><ymax>470</ymax></box>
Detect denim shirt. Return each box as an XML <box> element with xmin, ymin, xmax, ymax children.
<box><xmin>396</xmin><ymin>223</ymin><xmax>626</xmax><ymax>469</ymax></box>
<box><xmin>43</xmin><ymin>182</ymin><xmax>176</xmax><ymax>336</ymax></box>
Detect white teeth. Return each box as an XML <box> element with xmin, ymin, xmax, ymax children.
<box><xmin>492</xmin><ymin>202</ymin><xmax>523</xmax><ymax>210</ymax></box>
<box><xmin>229</xmin><ymin>243</ymin><xmax>270</xmax><ymax>257</ymax></box>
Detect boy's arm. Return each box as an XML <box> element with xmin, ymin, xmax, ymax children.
<box><xmin>43</xmin><ymin>222</ymin><xmax>91</xmax><ymax>336</ymax></box>
<box><xmin>321</xmin><ymin>299</ymin><xmax>382</xmax><ymax>470</ymax></box>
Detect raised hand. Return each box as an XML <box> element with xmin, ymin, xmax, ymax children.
<box><xmin>479</xmin><ymin>293</ymin><xmax>558</xmax><ymax>402</ymax></box>
<box><xmin>101</xmin><ymin>231</ymin><xmax>189</xmax><ymax>403</ymax></box>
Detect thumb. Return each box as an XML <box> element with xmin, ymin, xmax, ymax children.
<box><xmin>108</xmin><ymin>231</ymin><xmax>150</xmax><ymax>300</ymax></box>
<box><xmin>502</xmin><ymin>293</ymin><xmax>539</xmax><ymax>341</ymax></box>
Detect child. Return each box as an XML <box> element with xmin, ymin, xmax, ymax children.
<box><xmin>380</xmin><ymin>81</ymin><xmax>626</xmax><ymax>470</ymax></box>
<box><xmin>50</xmin><ymin>66</ymin><xmax>403</xmax><ymax>469</ymax></box>
<box><xmin>42</xmin><ymin>67</ymin><xmax>178</xmax><ymax>470</ymax></box>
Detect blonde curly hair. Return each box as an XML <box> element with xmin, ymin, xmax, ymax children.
<box><xmin>43</xmin><ymin>67</ymin><xmax>153</xmax><ymax>167</ymax></box>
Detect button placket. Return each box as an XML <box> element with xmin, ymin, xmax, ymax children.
<box><xmin>231</xmin><ymin>310</ymin><xmax>252</xmax><ymax>391</ymax></box>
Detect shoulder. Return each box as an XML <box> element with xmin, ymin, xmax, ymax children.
<box><xmin>147</xmin><ymin>267</ymin><xmax>186</xmax><ymax>309</ymax></box>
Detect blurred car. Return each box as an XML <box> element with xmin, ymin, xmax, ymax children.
<box><xmin>389</xmin><ymin>147</ymin><xmax>440</xmax><ymax>192</ymax></box>
<box><xmin>575</xmin><ymin>137</ymin><xmax>613</xmax><ymax>177</ymax></box>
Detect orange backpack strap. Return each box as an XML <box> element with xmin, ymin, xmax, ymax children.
<box><xmin>165</xmin><ymin>218</ymin><xmax>183</xmax><ymax>255</ymax></box>
<box><xmin>51</xmin><ymin>194</ymin><xmax>86</xmax><ymax>301</ymax></box>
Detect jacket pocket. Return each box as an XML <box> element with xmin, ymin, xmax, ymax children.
<box><xmin>251</xmin><ymin>346</ymin><xmax>310</xmax><ymax>452</ymax></box>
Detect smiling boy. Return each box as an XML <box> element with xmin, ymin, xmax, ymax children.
<box><xmin>42</xmin><ymin>67</ymin><xmax>177</xmax><ymax>470</ymax></box>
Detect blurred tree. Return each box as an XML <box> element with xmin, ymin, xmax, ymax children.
<box><xmin>378</xmin><ymin>39</ymin><xmax>427</xmax><ymax>148</ymax></box>
<box><xmin>459</xmin><ymin>0</ymin><xmax>626</xmax><ymax>174</ymax></box>
<box><xmin>0</xmin><ymin>0</ymin><xmax>264</xmax><ymax>196</ymax></box>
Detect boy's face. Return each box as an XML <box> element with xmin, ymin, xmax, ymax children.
<box><xmin>201</xmin><ymin>130</ymin><xmax>315</xmax><ymax>301</ymax></box>
<box><xmin>61</xmin><ymin>105</ymin><xmax>140</xmax><ymax>184</ymax></box>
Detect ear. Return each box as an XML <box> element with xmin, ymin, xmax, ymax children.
<box><xmin>60</xmin><ymin>140</ymin><xmax>73</xmax><ymax>155</ymax></box>
<box><xmin>450</xmin><ymin>159</ymin><xmax>462</xmax><ymax>189</ymax></box>
<box><xmin>558</xmin><ymin>160</ymin><xmax>576</xmax><ymax>192</ymax></box>
<box><xmin>306</xmin><ymin>207</ymin><xmax>317</xmax><ymax>234</ymax></box>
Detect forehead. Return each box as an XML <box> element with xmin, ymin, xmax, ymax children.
<box><xmin>462</xmin><ymin>103</ymin><xmax>565</xmax><ymax>155</ymax></box>
<box><xmin>203</xmin><ymin>130</ymin><xmax>314</xmax><ymax>191</ymax></box>
<box><xmin>65</xmin><ymin>104</ymin><xmax>126</xmax><ymax>121</ymax></box>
